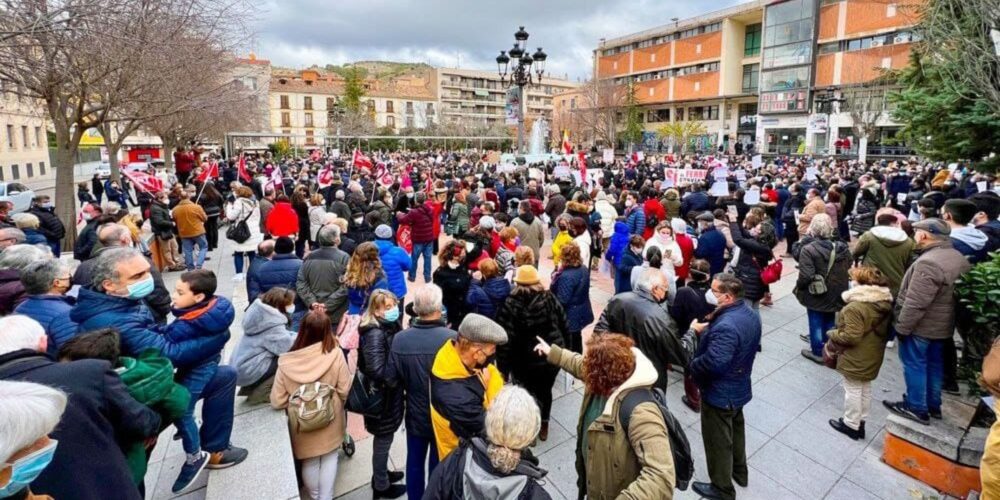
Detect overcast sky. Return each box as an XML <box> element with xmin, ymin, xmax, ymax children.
<box><xmin>253</xmin><ymin>0</ymin><xmax>740</xmax><ymax>81</ymax></box>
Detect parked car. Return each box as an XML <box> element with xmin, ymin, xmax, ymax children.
<box><xmin>95</xmin><ymin>162</ymin><xmax>112</xmax><ymax>179</ymax></box>
<box><xmin>0</xmin><ymin>182</ymin><xmax>35</xmax><ymax>213</ymax></box>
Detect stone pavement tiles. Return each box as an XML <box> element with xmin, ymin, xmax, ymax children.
<box><xmin>139</xmin><ymin>229</ymin><xmax>946</xmax><ymax>500</ymax></box>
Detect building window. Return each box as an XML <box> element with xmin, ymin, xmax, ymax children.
<box><xmin>11</xmin><ymin>164</ymin><xmax>18</xmax><ymax>180</ymax></box>
<box><xmin>305</xmin><ymin>130</ymin><xmax>314</xmax><ymax>145</ymax></box>
<box><xmin>706</xmin><ymin>106</ymin><xmax>720</xmax><ymax>120</ymax></box>
<box><xmin>38</xmin><ymin>162</ymin><xmax>45</xmax><ymax>176</ymax></box>
<box><xmin>386</xmin><ymin>101</ymin><xmax>394</xmax><ymax>113</ymax></box>
<box><xmin>281</xmin><ymin>112</ymin><xmax>290</xmax><ymax>127</ymax></box>
<box><xmin>21</xmin><ymin>126</ymin><xmax>28</xmax><ymax>148</ymax></box>
<box><xmin>886</xmin><ymin>3</ymin><xmax>897</xmax><ymax>17</ymax></box>
<box><xmin>406</xmin><ymin>116</ymin><xmax>415</xmax><ymax>128</ymax></box>
<box><xmin>303</xmin><ymin>96</ymin><xmax>312</xmax><ymax>110</ymax></box>
<box><xmin>676</xmin><ymin>108</ymin><xmax>685</xmax><ymax>121</ymax></box>
<box><xmin>426</xmin><ymin>102</ymin><xmax>435</xmax><ymax>115</ymax></box>
<box><xmin>742</xmin><ymin>64</ymin><xmax>760</xmax><ymax>93</ymax></box>
<box><xmin>6</xmin><ymin>125</ymin><xmax>13</xmax><ymax>149</ymax></box>
<box><xmin>745</xmin><ymin>23</ymin><xmax>762</xmax><ymax>56</ymax></box>
<box><xmin>648</xmin><ymin>109</ymin><xmax>670</xmax><ymax>122</ymax></box>
<box><xmin>387</xmin><ymin>116</ymin><xmax>395</xmax><ymax>127</ymax></box>
<box><xmin>304</xmin><ymin>112</ymin><xmax>313</xmax><ymax>127</ymax></box>
<box><xmin>326</xmin><ymin>97</ymin><xmax>336</xmax><ymax>110</ymax></box>
<box><xmin>406</xmin><ymin>101</ymin><xmax>414</xmax><ymax>114</ymax></box>
<box><xmin>34</xmin><ymin>127</ymin><xmax>41</xmax><ymax>149</ymax></box>
<box><xmin>26</xmin><ymin>163</ymin><xmax>32</xmax><ymax>178</ymax></box>
<box><xmin>279</xmin><ymin>95</ymin><xmax>289</xmax><ymax>109</ymax></box>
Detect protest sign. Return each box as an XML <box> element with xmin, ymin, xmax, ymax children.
<box><xmin>805</xmin><ymin>166</ymin><xmax>818</xmax><ymax>181</ymax></box>
<box><xmin>743</xmin><ymin>188</ymin><xmax>761</xmax><ymax>205</ymax></box>
<box><xmin>602</xmin><ymin>148</ymin><xmax>614</xmax><ymax>163</ymax></box>
<box><xmin>751</xmin><ymin>154</ymin><xmax>762</xmax><ymax>170</ymax></box>
<box><xmin>709</xmin><ymin>181</ymin><xmax>729</xmax><ymax>197</ymax></box>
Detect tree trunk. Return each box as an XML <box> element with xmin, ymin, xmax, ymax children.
<box><xmin>102</xmin><ymin>133</ymin><xmax>122</xmax><ymax>183</ymax></box>
<box><xmin>53</xmin><ymin>126</ymin><xmax>79</xmax><ymax>253</ymax></box>
<box><xmin>161</xmin><ymin>136</ymin><xmax>176</xmax><ymax>172</ymax></box>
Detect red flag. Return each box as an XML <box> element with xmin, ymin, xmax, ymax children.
<box><xmin>577</xmin><ymin>151</ymin><xmax>587</xmax><ymax>183</ymax></box>
<box><xmin>122</xmin><ymin>168</ymin><xmax>163</xmax><ymax>193</ymax></box>
<box><xmin>562</xmin><ymin>130</ymin><xmax>572</xmax><ymax>155</ymax></box>
<box><xmin>237</xmin><ymin>154</ymin><xmax>251</xmax><ymax>183</ymax></box>
<box><xmin>317</xmin><ymin>165</ymin><xmax>335</xmax><ymax>188</ymax></box>
<box><xmin>270</xmin><ymin>167</ymin><xmax>284</xmax><ymax>191</ymax></box>
<box><xmin>310</xmin><ymin>149</ymin><xmax>322</xmax><ymax>162</ymax></box>
<box><xmin>352</xmin><ymin>148</ymin><xmax>373</xmax><ymax>172</ymax></box>
<box><xmin>196</xmin><ymin>161</ymin><xmax>219</xmax><ymax>183</ymax></box>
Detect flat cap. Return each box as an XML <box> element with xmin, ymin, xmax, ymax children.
<box><xmin>458</xmin><ymin>313</ymin><xmax>508</xmax><ymax>345</ymax></box>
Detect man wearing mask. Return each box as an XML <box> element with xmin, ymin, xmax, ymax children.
<box><xmin>594</xmin><ymin>269</ymin><xmax>684</xmax><ymax>391</ymax></box>
<box><xmin>884</xmin><ymin>219</ymin><xmax>971</xmax><ymax>424</ymax></box>
<box><xmin>150</xmin><ymin>191</ymin><xmax>184</xmax><ymax>272</ymax></box>
<box><xmin>684</xmin><ymin>273</ymin><xmax>760</xmax><ymax>500</ymax></box>
<box><xmin>73</xmin><ymin>203</ymin><xmax>104</xmax><ymax>262</ymax></box>
<box><xmin>0</xmin><ymin>201</ymin><xmax>15</xmax><ymax>228</ymax></box>
<box><xmin>27</xmin><ymin>195</ymin><xmax>65</xmax><ymax>255</ymax></box>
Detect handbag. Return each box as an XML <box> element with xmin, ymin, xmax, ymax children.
<box><xmin>287</xmin><ymin>381</ymin><xmax>337</xmax><ymax>434</ymax></box>
<box><xmin>759</xmin><ymin>256</ymin><xmax>783</xmax><ymax>285</ymax></box>
<box><xmin>336</xmin><ymin>313</ymin><xmax>362</xmax><ymax>350</ymax></box>
<box><xmin>808</xmin><ymin>245</ymin><xmax>837</xmax><ymax>296</ymax></box>
<box><xmin>346</xmin><ymin>370</ymin><xmax>383</xmax><ymax>417</ymax></box>
<box><xmin>226</xmin><ymin>200</ymin><xmax>254</xmax><ymax>244</ymax></box>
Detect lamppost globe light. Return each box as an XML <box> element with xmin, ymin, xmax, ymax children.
<box><xmin>497</xmin><ymin>25</ymin><xmax>547</xmax><ymax>154</ymax></box>
<box><xmin>515</xmin><ymin>26</ymin><xmax>529</xmax><ymax>41</ymax></box>
<box><xmin>509</xmin><ymin>43</ymin><xmax>523</xmax><ymax>59</ymax></box>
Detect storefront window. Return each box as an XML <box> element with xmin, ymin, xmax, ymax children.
<box><xmin>762</xmin><ymin>41</ymin><xmax>812</xmax><ymax>69</ymax></box>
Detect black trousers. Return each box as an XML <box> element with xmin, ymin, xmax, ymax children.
<box><xmin>783</xmin><ymin>219</ymin><xmax>799</xmax><ymax>252</ymax></box>
<box><xmin>514</xmin><ymin>365</ymin><xmax>560</xmax><ymax>421</ymax></box>
<box><xmin>205</xmin><ymin>216</ymin><xmax>219</xmax><ymax>250</ymax></box>
<box><xmin>701</xmin><ymin>403</ymin><xmax>747</xmax><ymax>500</ymax></box>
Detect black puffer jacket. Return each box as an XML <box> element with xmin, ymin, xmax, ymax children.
<box><xmin>358</xmin><ymin>318</ymin><xmax>404</xmax><ymax>436</ymax></box>
<box><xmin>495</xmin><ymin>290</ymin><xmax>568</xmax><ymax>378</ymax></box>
<box><xmin>794</xmin><ymin>237</ymin><xmax>852</xmax><ymax>313</ymax></box>
<box><xmin>729</xmin><ymin>221</ymin><xmax>773</xmax><ymax>302</ymax></box>
<box><xmin>28</xmin><ymin>205</ymin><xmax>66</xmax><ymax>242</ymax></box>
<box><xmin>433</xmin><ymin>265</ymin><xmax>472</xmax><ymax>329</ymax></box>
<box><xmin>149</xmin><ymin>200</ymin><xmax>175</xmax><ymax>239</ymax></box>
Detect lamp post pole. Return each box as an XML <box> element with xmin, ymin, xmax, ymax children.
<box><xmin>497</xmin><ymin>26</ymin><xmax>547</xmax><ymax>154</ymax></box>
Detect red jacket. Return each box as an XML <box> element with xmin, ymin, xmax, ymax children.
<box><xmin>642</xmin><ymin>199</ymin><xmax>667</xmax><ymax>240</ymax></box>
<box><xmin>397</xmin><ymin>202</ymin><xmax>436</xmax><ymax>243</ymax></box>
<box><xmin>431</xmin><ymin>201</ymin><xmax>443</xmax><ymax>237</ymax></box>
<box><xmin>265</xmin><ymin>201</ymin><xmax>299</xmax><ymax>238</ymax></box>
<box><xmin>674</xmin><ymin>233</ymin><xmax>695</xmax><ymax>280</ymax></box>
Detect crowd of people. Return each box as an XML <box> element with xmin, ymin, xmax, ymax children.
<box><xmin>0</xmin><ymin>144</ymin><xmax>998</xmax><ymax>500</ymax></box>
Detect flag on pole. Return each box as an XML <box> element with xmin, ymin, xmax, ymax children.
<box><xmin>270</xmin><ymin>166</ymin><xmax>284</xmax><ymax>191</ymax></box>
<box><xmin>317</xmin><ymin>164</ymin><xmax>335</xmax><ymax>188</ymax></box>
<box><xmin>562</xmin><ymin>130</ymin><xmax>572</xmax><ymax>154</ymax></box>
<box><xmin>237</xmin><ymin>153</ymin><xmax>251</xmax><ymax>183</ymax></box>
<box><xmin>310</xmin><ymin>149</ymin><xmax>322</xmax><ymax>162</ymax></box>
<box><xmin>196</xmin><ymin>161</ymin><xmax>219</xmax><ymax>183</ymax></box>
<box><xmin>352</xmin><ymin>148</ymin><xmax>373</xmax><ymax>172</ymax></box>
<box><xmin>577</xmin><ymin>151</ymin><xmax>588</xmax><ymax>183</ymax></box>
<box><xmin>122</xmin><ymin>167</ymin><xmax>164</xmax><ymax>194</ymax></box>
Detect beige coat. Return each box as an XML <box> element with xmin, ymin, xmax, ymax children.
<box><xmin>270</xmin><ymin>341</ymin><xmax>352</xmax><ymax>460</ymax></box>
<box><xmin>798</xmin><ymin>197</ymin><xmax>826</xmax><ymax>235</ymax></box>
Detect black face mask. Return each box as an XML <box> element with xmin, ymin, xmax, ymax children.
<box><xmin>475</xmin><ymin>353</ymin><xmax>497</xmax><ymax>370</ymax></box>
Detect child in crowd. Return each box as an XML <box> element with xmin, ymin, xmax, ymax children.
<box><xmin>58</xmin><ymin>328</ymin><xmax>191</xmax><ymax>488</ymax></box>
<box><xmin>165</xmin><ymin>269</ymin><xmax>236</xmax><ymax>493</ymax></box>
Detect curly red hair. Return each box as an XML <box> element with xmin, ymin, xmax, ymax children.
<box><xmin>583</xmin><ymin>334</ymin><xmax>636</xmax><ymax>397</ymax></box>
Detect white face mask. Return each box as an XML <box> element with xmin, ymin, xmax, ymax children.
<box><xmin>625</xmin><ymin>200</ymin><xmax>635</xmax><ymax>207</ymax></box>
<box><xmin>705</xmin><ymin>288</ymin><xmax>719</xmax><ymax>306</ymax></box>
<box><xmin>285</xmin><ymin>304</ymin><xmax>295</xmax><ymax>314</ymax></box>
<box><xmin>353</xmin><ymin>217</ymin><xmax>363</xmax><ymax>225</ymax></box>
<box><xmin>447</xmin><ymin>261</ymin><xmax>460</xmax><ymax>269</ymax></box>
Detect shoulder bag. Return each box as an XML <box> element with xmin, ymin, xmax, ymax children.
<box><xmin>808</xmin><ymin>245</ymin><xmax>837</xmax><ymax>296</ymax></box>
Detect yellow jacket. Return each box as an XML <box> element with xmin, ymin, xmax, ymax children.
<box><xmin>429</xmin><ymin>340</ymin><xmax>504</xmax><ymax>460</ymax></box>
<box><xmin>551</xmin><ymin>230</ymin><xmax>573</xmax><ymax>266</ymax></box>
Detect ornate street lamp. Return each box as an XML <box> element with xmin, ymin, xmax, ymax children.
<box><xmin>496</xmin><ymin>26</ymin><xmax>547</xmax><ymax>153</ymax></box>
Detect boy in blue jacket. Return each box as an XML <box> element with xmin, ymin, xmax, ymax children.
<box><xmin>167</xmin><ymin>269</ymin><xmax>235</xmax><ymax>494</ymax></box>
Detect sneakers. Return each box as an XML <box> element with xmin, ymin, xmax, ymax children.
<box><xmin>800</xmin><ymin>349</ymin><xmax>824</xmax><ymax>365</ymax></box>
<box><xmin>883</xmin><ymin>400</ymin><xmax>930</xmax><ymax>425</ymax></box>
<box><xmin>206</xmin><ymin>446</ymin><xmax>248</xmax><ymax>469</ymax></box>
<box><xmin>172</xmin><ymin>451</ymin><xmax>209</xmax><ymax>494</ymax></box>
<box><xmin>231</xmin><ymin>273</ymin><xmax>245</xmax><ymax>282</ymax></box>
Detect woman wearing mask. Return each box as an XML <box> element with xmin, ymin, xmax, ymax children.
<box><xmin>224</xmin><ymin>186</ymin><xmax>261</xmax><ymax>281</ymax></box>
<box><xmin>432</xmin><ymin>240</ymin><xmax>471</xmax><ymax>329</ymax></box>
<box><xmin>232</xmin><ymin>287</ymin><xmax>296</xmax><ymax>404</ymax></box>
<box><xmin>550</xmin><ymin>243</ymin><xmax>594</xmax><ymax>354</ymax></box>
<box><xmin>270</xmin><ymin>312</ymin><xmax>352</xmax><ymax>500</ymax></box>
<box><xmin>495</xmin><ymin>265</ymin><xmax>568</xmax><ymax>441</ymax></box>
<box><xmin>644</xmin><ymin>221</ymin><xmax>684</xmax><ymax>268</ymax></box>
<box><xmin>794</xmin><ymin>214</ymin><xmax>852</xmax><ymax>364</ymax></box>
<box><xmin>0</xmin><ymin>381</ymin><xmax>66</xmax><ymax>500</ymax></box>
<box><xmin>728</xmin><ymin>211</ymin><xmax>774</xmax><ymax>309</ymax></box>
<box><xmin>358</xmin><ymin>290</ymin><xmax>407</xmax><ymax>498</ymax></box>
<box><xmin>826</xmin><ymin>267</ymin><xmax>892</xmax><ymax>440</ymax></box>
<box><xmin>670</xmin><ymin>259</ymin><xmax>716</xmax><ymax>413</ymax></box>
<box><xmin>614</xmin><ymin>235</ymin><xmax>645</xmax><ymax>295</ymax></box>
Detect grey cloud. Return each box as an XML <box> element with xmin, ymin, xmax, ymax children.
<box><xmin>255</xmin><ymin>0</ymin><xmax>740</xmax><ymax>80</ymax></box>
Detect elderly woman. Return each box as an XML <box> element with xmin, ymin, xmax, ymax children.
<box><xmin>495</xmin><ymin>265</ymin><xmax>568</xmax><ymax>441</ymax></box>
<box><xmin>534</xmin><ymin>333</ymin><xmax>675</xmax><ymax>499</ymax></box>
<box><xmin>10</xmin><ymin>213</ymin><xmax>48</xmax><ymax>246</ymax></box>
<box><xmin>0</xmin><ymin>244</ymin><xmax>51</xmax><ymax>316</ymax></box>
<box><xmin>794</xmin><ymin>214</ymin><xmax>852</xmax><ymax>364</ymax></box>
<box><xmin>307</xmin><ymin>193</ymin><xmax>326</xmax><ymax>248</ymax></box>
<box><xmin>551</xmin><ymin>243</ymin><xmax>594</xmax><ymax>354</ymax></box>
<box><xmin>0</xmin><ymin>381</ymin><xmax>67</xmax><ymax>500</ymax></box>
<box><xmin>424</xmin><ymin>385</ymin><xmax>551</xmax><ymax>500</ymax></box>
<box><xmin>225</xmin><ymin>186</ymin><xmax>261</xmax><ymax>280</ymax></box>
<box><xmin>12</xmin><ymin>258</ymin><xmax>77</xmax><ymax>356</ymax></box>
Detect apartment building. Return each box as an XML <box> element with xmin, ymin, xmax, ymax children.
<box><xmin>269</xmin><ymin>67</ymin><xmax>438</xmax><ymax>147</ymax></box>
<box><xmin>0</xmin><ymin>83</ymin><xmax>51</xmax><ymax>187</ymax></box>
<box><xmin>593</xmin><ymin>0</ymin><xmax>921</xmax><ymax>157</ymax></box>
<box><xmin>436</xmin><ymin>67</ymin><xmax>578</xmax><ymax>131</ymax></box>
<box><xmin>594</xmin><ymin>1</ymin><xmax>766</xmax><ymax>153</ymax></box>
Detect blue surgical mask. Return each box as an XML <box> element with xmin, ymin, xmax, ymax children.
<box><xmin>0</xmin><ymin>440</ymin><xmax>58</xmax><ymax>498</ymax></box>
<box><xmin>383</xmin><ymin>307</ymin><xmax>400</xmax><ymax>323</ymax></box>
<box><xmin>126</xmin><ymin>276</ymin><xmax>155</xmax><ymax>300</ymax></box>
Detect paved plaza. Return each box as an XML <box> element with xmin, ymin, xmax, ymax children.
<box><xmin>141</xmin><ymin>232</ymin><xmax>947</xmax><ymax>500</ymax></box>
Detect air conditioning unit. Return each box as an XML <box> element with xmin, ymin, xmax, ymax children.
<box><xmin>871</xmin><ymin>38</ymin><xmax>885</xmax><ymax>47</ymax></box>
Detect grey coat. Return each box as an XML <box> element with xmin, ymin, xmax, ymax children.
<box><xmin>230</xmin><ymin>299</ymin><xmax>295</xmax><ymax>386</ymax></box>
<box><xmin>894</xmin><ymin>241</ymin><xmax>972</xmax><ymax>340</ymax></box>
<box><xmin>296</xmin><ymin>246</ymin><xmax>351</xmax><ymax>325</ymax></box>
<box><xmin>793</xmin><ymin>238</ymin><xmax>852</xmax><ymax>313</ymax></box>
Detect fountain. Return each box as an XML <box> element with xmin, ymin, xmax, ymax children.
<box><xmin>528</xmin><ymin>117</ymin><xmax>548</xmax><ymax>155</ymax></box>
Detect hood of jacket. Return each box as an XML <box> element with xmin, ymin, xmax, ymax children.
<box><xmin>841</xmin><ymin>284</ymin><xmax>893</xmax><ymax>306</ymax></box>
<box><xmin>870</xmin><ymin>225</ymin><xmax>909</xmax><ymax>247</ymax></box>
<box><xmin>567</xmin><ymin>201</ymin><xmax>589</xmax><ymax>214</ymax></box>
<box><xmin>664</xmin><ymin>189</ymin><xmax>679</xmax><ymax>201</ymax></box>
<box><xmin>171</xmin><ymin>296</ymin><xmax>235</xmax><ymax>335</ymax></box>
<box><xmin>517</xmin><ymin>211</ymin><xmax>535</xmax><ymax>225</ymax></box>
<box><xmin>951</xmin><ymin>226</ymin><xmax>988</xmax><ymax>251</ymax></box>
<box><xmin>374</xmin><ymin>238</ymin><xmax>398</xmax><ymax>254</ymax></box>
<box><xmin>482</xmin><ymin>277</ymin><xmax>512</xmax><ymax>301</ymax></box>
<box><xmin>277</xmin><ymin>342</ymin><xmax>340</xmax><ymax>384</ymax></box>
<box><xmin>613</xmin><ymin>221</ymin><xmax>629</xmax><ymax>236</ymax></box>
<box><xmin>462</xmin><ymin>437</ymin><xmax>546</xmax><ymax>499</ymax></box>
<box><xmin>242</xmin><ymin>299</ymin><xmax>290</xmax><ymax>337</ymax></box>
<box><xmin>602</xmin><ymin>348</ymin><xmax>657</xmax><ymax>416</ymax></box>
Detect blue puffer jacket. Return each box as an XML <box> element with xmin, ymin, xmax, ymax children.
<box><xmin>347</xmin><ymin>275</ymin><xmax>390</xmax><ymax>314</ymax></box>
<box><xmin>614</xmin><ymin>247</ymin><xmax>644</xmax><ymax>295</ymax></box>
<box><xmin>605</xmin><ymin>222</ymin><xmax>630</xmax><ymax>267</ymax></box>
<box><xmin>70</xmin><ymin>286</ymin><xmax>228</xmax><ymax>367</ymax></box>
<box><xmin>248</xmin><ymin>253</ymin><xmax>302</xmax><ymax>304</ymax></box>
<box><xmin>375</xmin><ymin>239</ymin><xmax>411</xmax><ymax>300</ymax></box>
<box><xmin>164</xmin><ymin>296</ymin><xmax>235</xmax><ymax>368</ymax></box>
<box><xmin>15</xmin><ymin>295</ymin><xmax>79</xmax><ymax>356</ymax></box>
<box><xmin>551</xmin><ymin>266</ymin><xmax>594</xmax><ymax>332</ymax></box>
<box><xmin>695</xmin><ymin>226</ymin><xmax>728</xmax><ymax>275</ymax></box>
<box><xmin>625</xmin><ymin>207</ymin><xmax>646</xmax><ymax>236</ymax></box>
<box><xmin>465</xmin><ymin>277</ymin><xmax>511</xmax><ymax>319</ymax></box>
<box><xmin>689</xmin><ymin>301</ymin><xmax>761</xmax><ymax>410</ymax></box>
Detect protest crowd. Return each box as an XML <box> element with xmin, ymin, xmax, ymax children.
<box><xmin>1</xmin><ymin>142</ymin><xmax>1000</xmax><ymax>500</ymax></box>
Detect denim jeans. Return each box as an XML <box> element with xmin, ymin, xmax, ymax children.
<box><xmin>405</xmin><ymin>431</ymin><xmax>439</xmax><ymax>500</ymax></box>
<box><xmin>233</xmin><ymin>251</ymin><xmax>254</xmax><ymax>274</ymax></box>
<box><xmin>181</xmin><ymin>234</ymin><xmax>208</xmax><ymax>270</ymax></box>
<box><xmin>176</xmin><ymin>360</ymin><xmax>219</xmax><ymax>454</ymax></box>
<box><xmin>176</xmin><ymin>364</ymin><xmax>236</xmax><ymax>453</ymax></box>
<box><xmin>899</xmin><ymin>335</ymin><xmax>944</xmax><ymax>416</ymax></box>
<box><xmin>807</xmin><ymin>309</ymin><xmax>836</xmax><ymax>356</ymax></box>
<box><xmin>409</xmin><ymin>242</ymin><xmax>433</xmax><ymax>282</ymax></box>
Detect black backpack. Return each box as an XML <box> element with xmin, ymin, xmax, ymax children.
<box><xmin>618</xmin><ymin>387</ymin><xmax>694</xmax><ymax>491</ymax></box>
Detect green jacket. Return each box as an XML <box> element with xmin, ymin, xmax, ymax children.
<box><xmin>852</xmin><ymin>226</ymin><xmax>914</xmax><ymax>295</ymax></box>
<box><xmin>117</xmin><ymin>349</ymin><xmax>191</xmax><ymax>484</ymax></box>
<box><xmin>828</xmin><ymin>286</ymin><xmax>893</xmax><ymax>381</ymax></box>
<box><xmin>447</xmin><ymin>201</ymin><xmax>470</xmax><ymax>236</ymax></box>
<box><xmin>660</xmin><ymin>189</ymin><xmax>681</xmax><ymax>221</ymax></box>
<box><xmin>547</xmin><ymin>345</ymin><xmax>675</xmax><ymax>500</ymax></box>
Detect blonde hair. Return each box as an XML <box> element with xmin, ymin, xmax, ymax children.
<box><xmin>485</xmin><ymin>385</ymin><xmax>540</xmax><ymax>473</ymax></box>
<box><xmin>343</xmin><ymin>242</ymin><xmax>382</xmax><ymax>289</ymax></box>
<box><xmin>10</xmin><ymin>213</ymin><xmax>39</xmax><ymax>230</ymax></box>
<box><xmin>514</xmin><ymin>246</ymin><xmax>535</xmax><ymax>267</ymax></box>
<box><xmin>361</xmin><ymin>289</ymin><xmax>398</xmax><ymax>327</ymax></box>
<box><xmin>807</xmin><ymin>213</ymin><xmax>834</xmax><ymax>239</ymax></box>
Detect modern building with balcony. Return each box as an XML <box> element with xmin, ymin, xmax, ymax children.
<box><xmin>435</xmin><ymin>67</ymin><xmax>578</xmax><ymax>131</ymax></box>
<box><xmin>0</xmin><ymin>81</ymin><xmax>51</xmax><ymax>187</ymax></box>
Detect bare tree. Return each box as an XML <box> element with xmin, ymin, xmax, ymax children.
<box><xmin>569</xmin><ymin>78</ymin><xmax>628</xmax><ymax>149</ymax></box>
